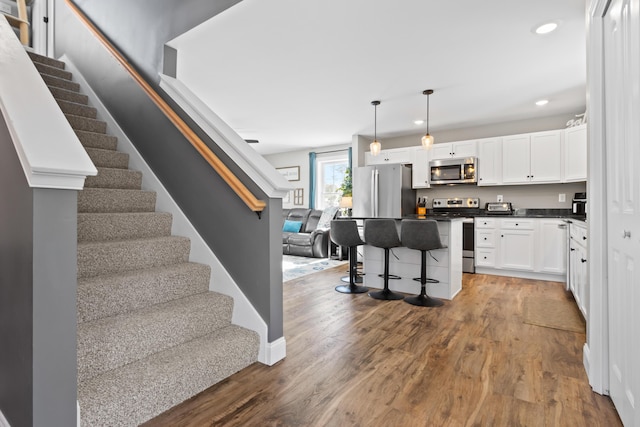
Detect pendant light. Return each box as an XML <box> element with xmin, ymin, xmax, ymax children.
<box><xmin>370</xmin><ymin>100</ymin><xmax>382</xmax><ymax>156</ymax></box>
<box><xmin>421</xmin><ymin>89</ymin><xmax>434</xmax><ymax>150</ymax></box>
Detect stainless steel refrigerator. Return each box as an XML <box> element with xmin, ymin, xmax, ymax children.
<box><xmin>352</xmin><ymin>164</ymin><xmax>416</xmax><ymax>218</ymax></box>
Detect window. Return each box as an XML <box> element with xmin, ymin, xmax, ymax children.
<box><xmin>315</xmin><ymin>151</ymin><xmax>349</xmax><ymax>210</ymax></box>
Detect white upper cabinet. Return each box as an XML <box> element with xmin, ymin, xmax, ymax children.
<box><xmin>563</xmin><ymin>124</ymin><xmax>587</xmax><ymax>182</ymax></box>
<box><xmin>429</xmin><ymin>140</ymin><xmax>477</xmax><ymax>160</ymax></box>
<box><xmin>411</xmin><ymin>147</ymin><xmax>430</xmax><ymax>189</ymax></box>
<box><xmin>502</xmin><ymin>130</ymin><xmax>562</xmax><ymax>184</ymax></box>
<box><xmin>477</xmin><ymin>138</ymin><xmax>502</xmax><ymax>186</ymax></box>
<box><xmin>365</xmin><ymin>147</ymin><xmax>411</xmax><ymax>165</ymax></box>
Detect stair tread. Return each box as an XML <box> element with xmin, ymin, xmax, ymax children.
<box><xmin>77</xmin><ymin>235</ymin><xmax>190</xmax><ymax>278</ymax></box>
<box><xmin>78</xmin><ymin>325</ymin><xmax>259</xmax><ymax>427</ymax></box>
<box><xmin>66</xmin><ymin>113</ymin><xmax>107</xmax><ymax>134</ymax></box>
<box><xmin>74</xmin><ymin>130</ymin><xmax>118</xmax><ymax>151</ymax></box>
<box><xmin>34</xmin><ymin>61</ymin><xmax>73</xmax><ymax>81</ymax></box>
<box><xmin>49</xmin><ymin>85</ymin><xmax>88</xmax><ymax>105</ymax></box>
<box><xmin>83</xmin><ymin>167</ymin><xmax>141</xmax><ymax>190</ymax></box>
<box><xmin>42</xmin><ymin>73</ymin><xmax>81</xmax><ymax>92</ymax></box>
<box><xmin>78</xmin><ymin>187</ymin><xmax>156</xmax><ymax>213</ymax></box>
<box><xmin>77</xmin><ymin>261</ymin><xmax>211</xmax><ymax>323</ymax></box>
<box><xmin>56</xmin><ymin>99</ymin><xmax>97</xmax><ymax>119</ymax></box>
<box><xmin>84</xmin><ymin>148</ymin><xmax>129</xmax><ymax>169</ymax></box>
<box><xmin>77</xmin><ymin>211</ymin><xmax>170</xmax><ymax>241</ymax></box>
<box><xmin>28</xmin><ymin>51</ymin><xmax>65</xmax><ymax>69</ymax></box>
<box><xmin>78</xmin><ymin>291</ymin><xmax>233</xmax><ymax>382</ymax></box>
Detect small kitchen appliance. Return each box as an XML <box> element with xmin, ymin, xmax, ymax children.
<box><xmin>572</xmin><ymin>192</ymin><xmax>586</xmax><ymax>216</ymax></box>
<box><xmin>484</xmin><ymin>202</ymin><xmax>513</xmax><ymax>215</ymax></box>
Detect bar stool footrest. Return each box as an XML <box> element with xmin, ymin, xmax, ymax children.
<box><xmin>412</xmin><ymin>277</ymin><xmax>439</xmax><ymax>284</ymax></box>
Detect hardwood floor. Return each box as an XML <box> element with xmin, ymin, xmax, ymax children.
<box><xmin>144</xmin><ymin>268</ymin><xmax>621</xmax><ymax>427</ymax></box>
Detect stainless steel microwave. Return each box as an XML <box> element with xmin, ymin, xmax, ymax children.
<box><xmin>429</xmin><ymin>157</ymin><xmax>478</xmax><ymax>185</ymax></box>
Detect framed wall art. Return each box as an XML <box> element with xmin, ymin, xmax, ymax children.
<box><xmin>277</xmin><ymin>166</ymin><xmax>300</xmax><ymax>181</ymax></box>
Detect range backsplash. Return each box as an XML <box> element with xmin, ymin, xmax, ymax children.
<box><xmin>417</xmin><ymin>182</ymin><xmax>587</xmax><ymax>209</ymax></box>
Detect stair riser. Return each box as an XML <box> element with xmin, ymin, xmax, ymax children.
<box><xmin>28</xmin><ymin>51</ymin><xmax>65</xmax><ymax>69</ymax></box>
<box><xmin>78</xmin><ymin>292</ymin><xmax>233</xmax><ymax>382</ymax></box>
<box><xmin>78</xmin><ymin>189</ymin><xmax>156</xmax><ymax>214</ymax></box>
<box><xmin>66</xmin><ymin>114</ymin><xmax>107</xmax><ymax>134</ymax></box>
<box><xmin>56</xmin><ymin>99</ymin><xmax>97</xmax><ymax>119</ymax></box>
<box><xmin>78</xmin><ymin>326</ymin><xmax>259</xmax><ymax>427</ymax></box>
<box><xmin>77</xmin><ymin>237</ymin><xmax>190</xmax><ymax>279</ymax></box>
<box><xmin>78</xmin><ymin>212</ymin><xmax>170</xmax><ymax>242</ymax></box>
<box><xmin>77</xmin><ymin>263</ymin><xmax>211</xmax><ymax>323</ymax></box>
<box><xmin>75</xmin><ymin>130</ymin><xmax>118</xmax><ymax>151</ymax></box>
<box><xmin>49</xmin><ymin>86</ymin><xmax>88</xmax><ymax>105</ymax></box>
<box><xmin>34</xmin><ymin>62</ymin><xmax>72</xmax><ymax>81</ymax></box>
<box><xmin>42</xmin><ymin>74</ymin><xmax>80</xmax><ymax>92</ymax></box>
<box><xmin>83</xmin><ymin>168</ymin><xmax>142</xmax><ymax>190</ymax></box>
<box><xmin>85</xmin><ymin>149</ymin><xmax>129</xmax><ymax>169</ymax></box>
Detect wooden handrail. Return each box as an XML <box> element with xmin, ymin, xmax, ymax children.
<box><xmin>64</xmin><ymin>0</ymin><xmax>267</xmax><ymax>217</ymax></box>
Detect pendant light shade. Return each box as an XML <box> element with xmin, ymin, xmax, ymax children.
<box><xmin>370</xmin><ymin>100</ymin><xmax>382</xmax><ymax>156</ymax></box>
<box><xmin>421</xmin><ymin>89</ymin><xmax>434</xmax><ymax>150</ymax></box>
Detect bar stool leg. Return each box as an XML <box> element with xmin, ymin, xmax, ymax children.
<box><xmin>404</xmin><ymin>250</ymin><xmax>443</xmax><ymax>307</ymax></box>
<box><xmin>368</xmin><ymin>248</ymin><xmax>404</xmax><ymax>300</ymax></box>
<box><xmin>335</xmin><ymin>246</ymin><xmax>368</xmax><ymax>294</ymax></box>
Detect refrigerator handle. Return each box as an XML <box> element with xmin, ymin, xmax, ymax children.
<box><xmin>373</xmin><ymin>169</ymin><xmax>379</xmax><ymax>217</ymax></box>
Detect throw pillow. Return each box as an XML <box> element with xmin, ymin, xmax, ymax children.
<box><xmin>316</xmin><ymin>206</ymin><xmax>339</xmax><ymax>230</ymax></box>
<box><xmin>283</xmin><ymin>220</ymin><xmax>303</xmax><ymax>233</ymax></box>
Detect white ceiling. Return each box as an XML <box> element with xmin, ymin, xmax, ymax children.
<box><xmin>171</xmin><ymin>0</ymin><xmax>587</xmax><ymax>155</ymax></box>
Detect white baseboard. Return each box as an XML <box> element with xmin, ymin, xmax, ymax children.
<box><xmin>60</xmin><ymin>56</ymin><xmax>279</xmax><ymax>364</ymax></box>
<box><xmin>583</xmin><ymin>343</ymin><xmax>591</xmax><ymax>382</ymax></box>
<box><xmin>264</xmin><ymin>337</ymin><xmax>287</xmax><ymax>366</ymax></box>
<box><xmin>474</xmin><ymin>267</ymin><xmax>565</xmax><ymax>282</ymax></box>
<box><xmin>0</xmin><ymin>409</ymin><xmax>10</xmax><ymax>427</ymax></box>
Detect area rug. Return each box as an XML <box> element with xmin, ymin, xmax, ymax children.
<box><xmin>523</xmin><ymin>296</ymin><xmax>585</xmax><ymax>333</ymax></box>
<box><xmin>283</xmin><ymin>255</ymin><xmax>348</xmax><ymax>282</ymax></box>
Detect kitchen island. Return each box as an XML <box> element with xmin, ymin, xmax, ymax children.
<box><xmin>360</xmin><ymin>217</ymin><xmax>463</xmax><ymax>300</ymax></box>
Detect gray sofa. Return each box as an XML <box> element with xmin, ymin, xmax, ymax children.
<box><xmin>282</xmin><ymin>208</ymin><xmax>335</xmax><ymax>258</ymax></box>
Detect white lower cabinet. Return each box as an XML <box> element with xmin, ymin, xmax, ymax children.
<box><xmin>568</xmin><ymin>221</ymin><xmax>588</xmax><ymax>318</ymax></box>
<box><xmin>475</xmin><ymin>217</ymin><xmax>566</xmax><ymax>280</ymax></box>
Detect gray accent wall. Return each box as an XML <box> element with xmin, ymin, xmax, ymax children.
<box><xmin>1</xmin><ymin>113</ymin><xmax>78</xmax><ymax>426</ymax></box>
<box><xmin>1</xmin><ymin>111</ymin><xmax>34</xmax><ymax>427</ymax></box>
<box><xmin>55</xmin><ymin>0</ymin><xmax>283</xmax><ymax>341</ymax></box>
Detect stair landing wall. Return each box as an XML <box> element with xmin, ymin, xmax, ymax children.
<box><xmin>0</xmin><ymin>113</ymin><xmax>78</xmax><ymax>427</ymax></box>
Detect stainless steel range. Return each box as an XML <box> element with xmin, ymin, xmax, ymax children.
<box><xmin>432</xmin><ymin>198</ymin><xmax>480</xmax><ymax>273</ymax></box>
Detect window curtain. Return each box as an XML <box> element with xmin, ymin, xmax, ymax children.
<box><xmin>309</xmin><ymin>151</ymin><xmax>316</xmax><ymax>209</ymax></box>
<box><xmin>348</xmin><ymin>147</ymin><xmax>352</xmax><ymax>171</ymax></box>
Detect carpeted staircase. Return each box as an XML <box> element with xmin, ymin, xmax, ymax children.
<box><xmin>28</xmin><ymin>52</ymin><xmax>260</xmax><ymax>426</ymax></box>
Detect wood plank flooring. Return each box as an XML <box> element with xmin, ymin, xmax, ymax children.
<box><xmin>144</xmin><ymin>268</ymin><xmax>621</xmax><ymax>427</ymax></box>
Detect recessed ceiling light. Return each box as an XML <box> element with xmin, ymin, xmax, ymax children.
<box><xmin>414</xmin><ymin>119</ymin><xmax>425</xmax><ymax>125</ymax></box>
<box><xmin>534</xmin><ymin>22</ymin><xmax>558</xmax><ymax>35</ymax></box>
<box><xmin>536</xmin><ymin>99</ymin><xmax>549</xmax><ymax>106</ymax></box>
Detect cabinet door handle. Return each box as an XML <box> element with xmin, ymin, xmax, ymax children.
<box><xmin>484</xmin><ymin>237</ymin><xmax>487</xmax><ymax>241</ymax></box>
<box><xmin>570</xmin><ymin>248</ymin><xmax>576</xmax><ymax>252</ymax></box>
<box><xmin>623</xmin><ymin>230</ymin><xmax>631</xmax><ymax>238</ymax></box>
<box><xmin>583</xmin><ymin>236</ymin><xmax>587</xmax><ymax>240</ymax></box>
<box><xmin>581</xmin><ymin>258</ymin><xmax>587</xmax><ymax>263</ymax></box>
<box><xmin>515</xmin><ymin>223</ymin><xmax>519</xmax><ymax>226</ymax></box>
<box><xmin>501</xmin><ymin>235</ymin><xmax>504</xmax><ymax>238</ymax></box>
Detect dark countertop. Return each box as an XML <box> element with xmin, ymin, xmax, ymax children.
<box><xmin>423</xmin><ymin>208</ymin><xmax>587</xmax><ymax>221</ymax></box>
<box><xmin>341</xmin><ymin>210</ymin><xmax>587</xmax><ymax>222</ymax></box>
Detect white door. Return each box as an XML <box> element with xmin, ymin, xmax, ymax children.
<box><xmin>605</xmin><ymin>0</ymin><xmax>640</xmax><ymax>425</ymax></box>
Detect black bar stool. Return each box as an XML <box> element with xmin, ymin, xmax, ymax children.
<box><xmin>330</xmin><ymin>220</ymin><xmax>368</xmax><ymax>294</ymax></box>
<box><xmin>401</xmin><ymin>219</ymin><xmax>445</xmax><ymax>307</ymax></box>
<box><xmin>364</xmin><ymin>219</ymin><xmax>404</xmax><ymax>300</ymax></box>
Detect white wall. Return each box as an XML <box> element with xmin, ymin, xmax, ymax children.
<box><xmin>263</xmin><ymin>143</ymin><xmax>350</xmax><ymax>209</ymax></box>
